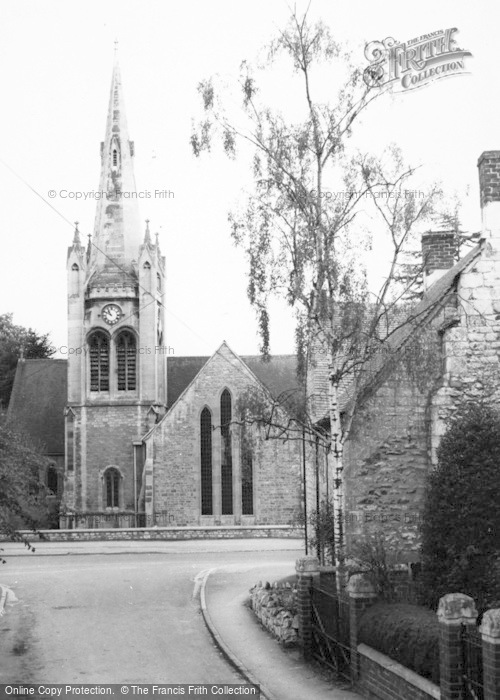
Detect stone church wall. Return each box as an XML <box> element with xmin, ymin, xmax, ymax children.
<box><xmin>70</xmin><ymin>404</ymin><xmax>147</xmax><ymax>514</ymax></box>
<box><xmin>149</xmin><ymin>345</ymin><xmax>302</xmax><ymax>526</ymax></box>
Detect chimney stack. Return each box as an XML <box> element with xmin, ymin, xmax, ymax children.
<box><xmin>478</xmin><ymin>151</ymin><xmax>500</xmax><ymax>242</ymax></box>
<box><xmin>421</xmin><ymin>231</ymin><xmax>457</xmax><ymax>290</ymax></box>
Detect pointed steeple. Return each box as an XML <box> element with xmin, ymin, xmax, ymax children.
<box><xmin>72</xmin><ymin>221</ymin><xmax>81</xmax><ymax>247</ymax></box>
<box><xmin>89</xmin><ymin>52</ymin><xmax>142</xmax><ymax>274</ymax></box>
<box><xmin>144</xmin><ymin>219</ymin><xmax>151</xmax><ymax>245</ymax></box>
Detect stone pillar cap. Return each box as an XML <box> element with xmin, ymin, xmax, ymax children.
<box><xmin>295</xmin><ymin>555</ymin><xmax>320</xmax><ymax>573</ymax></box>
<box><xmin>347</xmin><ymin>573</ymin><xmax>377</xmax><ymax>598</ymax></box>
<box><xmin>480</xmin><ymin>609</ymin><xmax>500</xmax><ymax>641</ymax></box>
<box><xmin>437</xmin><ymin>593</ymin><xmax>478</xmax><ymax>623</ymax></box>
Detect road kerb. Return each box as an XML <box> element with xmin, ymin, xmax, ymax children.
<box><xmin>199</xmin><ymin>569</ymin><xmax>277</xmax><ymax>700</ymax></box>
<box><xmin>0</xmin><ymin>585</ymin><xmax>7</xmax><ymax>615</ymax></box>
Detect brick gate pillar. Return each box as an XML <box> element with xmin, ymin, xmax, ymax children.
<box><xmin>438</xmin><ymin>593</ymin><xmax>478</xmax><ymax>700</ymax></box>
<box><xmin>296</xmin><ymin>555</ymin><xmax>320</xmax><ymax>659</ymax></box>
<box><xmin>480</xmin><ymin>608</ymin><xmax>500</xmax><ymax>700</ymax></box>
<box><xmin>347</xmin><ymin>573</ymin><xmax>377</xmax><ymax>680</ymax></box>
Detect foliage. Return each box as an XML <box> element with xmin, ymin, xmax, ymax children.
<box><xmin>308</xmin><ymin>499</ymin><xmax>336</xmax><ymax>565</ymax></box>
<box><xmin>192</xmin><ymin>8</ymin><xmax>446</xmax><ymax>562</ymax></box>
<box><xmin>419</xmin><ymin>400</ymin><xmax>500</xmax><ymax>612</ymax></box>
<box><xmin>0</xmin><ymin>415</ymin><xmax>49</xmax><ymax>559</ymax></box>
<box><xmin>348</xmin><ymin>531</ymin><xmax>404</xmax><ymax>601</ymax></box>
<box><xmin>0</xmin><ymin>313</ymin><xmax>55</xmax><ymax>408</ymax></box>
<box><xmin>358</xmin><ymin>602</ymin><xmax>440</xmax><ymax>683</ymax></box>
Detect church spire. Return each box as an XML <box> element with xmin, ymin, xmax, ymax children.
<box><xmin>72</xmin><ymin>221</ymin><xmax>81</xmax><ymax>247</ymax></box>
<box><xmin>144</xmin><ymin>219</ymin><xmax>151</xmax><ymax>245</ymax></box>
<box><xmin>89</xmin><ymin>53</ymin><xmax>142</xmax><ymax>273</ymax></box>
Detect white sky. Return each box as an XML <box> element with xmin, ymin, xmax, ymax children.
<box><xmin>0</xmin><ymin>0</ymin><xmax>497</xmax><ymax>358</ymax></box>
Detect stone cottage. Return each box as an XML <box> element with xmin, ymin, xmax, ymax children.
<box><xmin>306</xmin><ymin>150</ymin><xmax>500</xmax><ymax>558</ymax></box>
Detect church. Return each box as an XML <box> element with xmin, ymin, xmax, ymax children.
<box><xmin>7</xmin><ymin>59</ymin><xmax>303</xmax><ymax>530</ymax></box>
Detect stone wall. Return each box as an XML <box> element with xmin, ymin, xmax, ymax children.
<box><xmin>148</xmin><ymin>343</ymin><xmax>302</xmax><ymax>526</ymax></box>
<box><xmin>7</xmin><ymin>525</ymin><xmax>304</xmax><ymax>542</ymax></box>
<box><xmin>250</xmin><ymin>580</ymin><xmax>299</xmax><ymax>646</ymax></box>
<box><xmin>339</xmin><ymin>320</ymin><xmax>449</xmax><ymax>556</ymax></box>
<box><xmin>66</xmin><ymin>403</ymin><xmax>147</xmax><ymax>513</ymax></box>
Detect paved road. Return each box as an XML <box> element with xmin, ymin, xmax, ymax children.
<box><xmin>0</xmin><ymin>542</ymin><xmax>303</xmax><ymax>685</ymax></box>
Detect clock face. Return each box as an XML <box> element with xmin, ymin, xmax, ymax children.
<box><xmin>101</xmin><ymin>303</ymin><xmax>122</xmax><ymax>326</ymax></box>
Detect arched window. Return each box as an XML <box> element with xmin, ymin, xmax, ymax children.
<box><xmin>143</xmin><ymin>261</ymin><xmax>151</xmax><ymax>270</ymax></box>
<box><xmin>47</xmin><ymin>465</ymin><xmax>58</xmax><ymax>495</ymax></box>
<box><xmin>72</xmin><ymin>263</ymin><xmax>79</xmax><ymax>271</ymax></box>
<box><xmin>200</xmin><ymin>407</ymin><xmax>213</xmax><ymax>515</ymax></box>
<box><xmin>89</xmin><ymin>331</ymin><xmax>109</xmax><ymax>392</ymax></box>
<box><xmin>220</xmin><ymin>389</ymin><xmax>233</xmax><ymax>515</ymax></box>
<box><xmin>66</xmin><ymin>410</ymin><xmax>74</xmax><ymax>472</ymax></box>
<box><xmin>240</xmin><ymin>418</ymin><xmax>253</xmax><ymax>515</ymax></box>
<box><xmin>105</xmin><ymin>467</ymin><xmax>120</xmax><ymax>508</ymax></box>
<box><xmin>113</xmin><ymin>149</ymin><xmax>118</xmax><ymax>167</ymax></box>
<box><xmin>117</xmin><ymin>331</ymin><xmax>136</xmax><ymax>391</ymax></box>
<box><xmin>157</xmin><ymin>273</ymin><xmax>161</xmax><ymax>291</ymax></box>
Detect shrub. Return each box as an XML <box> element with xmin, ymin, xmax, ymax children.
<box><xmin>420</xmin><ymin>400</ymin><xmax>500</xmax><ymax>611</ymax></box>
<box><xmin>358</xmin><ymin>602</ymin><xmax>439</xmax><ymax>683</ymax></box>
<box><xmin>308</xmin><ymin>498</ymin><xmax>336</xmax><ymax>565</ymax></box>
<box><xmin>348</xmin><ymin>531</ymin><xmax>408</xmax><ymax>601</ymax></box>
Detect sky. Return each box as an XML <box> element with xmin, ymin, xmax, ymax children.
<box><xmin>0</xmin><ymin>0</ymin><xmax>498</xmax><ymax>359</ymax></box>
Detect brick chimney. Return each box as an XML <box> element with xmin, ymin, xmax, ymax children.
<box><xmin>478</xmin><ymin>151</ymin><xmax>500</xmax><ymax>243</ymax></box>
<box><xmin>421</xmin><ymin>231</ymin><xmax>457</xmax><ymax>290</ymax></box>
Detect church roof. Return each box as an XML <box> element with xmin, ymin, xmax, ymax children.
<box><xmin>167</xmin><ymin>353</ymin><xmax>298</xmax><ymax>407</ymax></box>
<box><xmin>7</xmin><ymin>359</ymin><xmax>67</xmax><ymax>455</ymax></box>
<box><xmin>6</xmin><ymin>351</ymin><xmax>298</xmax><ymax>451</ymax></box>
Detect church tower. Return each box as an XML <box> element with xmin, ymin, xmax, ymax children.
<box><xmin>63</xmin><ymin>56</ymin><xmax>166</xmax><ymax>526</ymax></box>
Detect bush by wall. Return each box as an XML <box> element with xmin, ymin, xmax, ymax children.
<box><xmin>357</xmin><ymin>602</ymin><xmax>440</xmax><ymax>684</ymax></box>
<box><xmin>420</xmin><ymin>400</ymin><xmax>500</xmax><ymax>611</ymax></box>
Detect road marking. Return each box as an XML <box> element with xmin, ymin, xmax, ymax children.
<box><xmin>0</xmin><ymin>584</ymin><xmax>18</xmax><ymax>616</ymax></box>
<box><xmin>192</xmin><ymin>568</ymin><xmax>215</xmax><ymax>599</ymax></box>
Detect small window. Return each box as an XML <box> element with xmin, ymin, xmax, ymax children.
<box><xmin>72</xmin><ymin>263</ymin><xmax>79</xmax><ymax>271</ymax></box>
<box><xmin>113</xmin><ymin>149</ymin><xmax>118</xmax><ymax>167</ymax></box>
<box><xmin>105</xmin><ymin>468</ymin><xmax>120</xmax><ymax>508</ymax></box>
<box><xmin>157</xmin><ymin>273</ymin><xmax>161</xmax><ymax>291</ymax></box>
<box><xmin>66</xmin><ymin>410</ymin><xmax>74</xmax><ymax>472</ymax></box>
<box><xmin>143</xmin><ymin>261</ymin><xmax>151</xmax><ymax>270</ymax></box>
<box><xmin>47</xmin><ymin>466</ymin><xmax>58</xmax><ymax>495</ymax></box>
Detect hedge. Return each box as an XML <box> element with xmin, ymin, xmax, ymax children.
<box><xmin>358</xmin><ymin>602</ymin><xmax>439</xmax><ymax>683</ymax></box>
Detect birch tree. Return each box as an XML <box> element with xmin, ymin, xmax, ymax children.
<box><xmin>191</xmin><ymin>10</ymin><xmax>443</xmax><ymax>564</ymax></box>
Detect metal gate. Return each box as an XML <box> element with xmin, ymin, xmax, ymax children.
<box><xmin>461</xmin><ymin>622</ymin><xmax>484</xmax><ymax>700</ymax></box>
<box><xmin>310</xmin><ymin>581</ymin><xmax>351</xmax><ymax>683</ymax></box>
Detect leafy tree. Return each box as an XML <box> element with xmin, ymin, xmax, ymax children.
<box><xmin>0</xmin><ymin>313</ymin><xmax>55</xmax><ymax>408</ymax></box>
<box><xmin>192</xmin><ymin>9</ymin><xmax>445</xmax><ymax>563</ymax></box>
<box><xmin>0</xmin><ymin>415</ymin><xmax>49</xmax><ymax>559</ymax></box>
<box><xmin>420</xmin><ymin>401</ymin><xmax>500</xmax><ymax>611</ymax></box>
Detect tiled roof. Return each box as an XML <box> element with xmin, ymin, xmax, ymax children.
<box><xmin>167</xmin><ymin>353</ymin><xmax>298</xmax><ymax>407</ymax></box>
<box><xmin>7</xmin><ymin>359</ymin><xmax>68</xmax><ymax>455</ymax></box>
<box><xmin>6</xmin><ymin>352</ymin><xmax>298</xmax><ymax>451</ymax></box>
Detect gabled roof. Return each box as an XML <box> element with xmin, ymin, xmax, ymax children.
<box><xmin>167</xmin><ymin>351</ymin><xmax>298</xmax><ymax>407</ymax></box>
<box><xmin>308</xmin><ymin>242</ymin><xmax>483</xmax><ymax>422</ymax></box>
<box><xmin>7</xmin><ymin>359</ymin><xmax>68</xmax><ymax>454</ymax></box>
